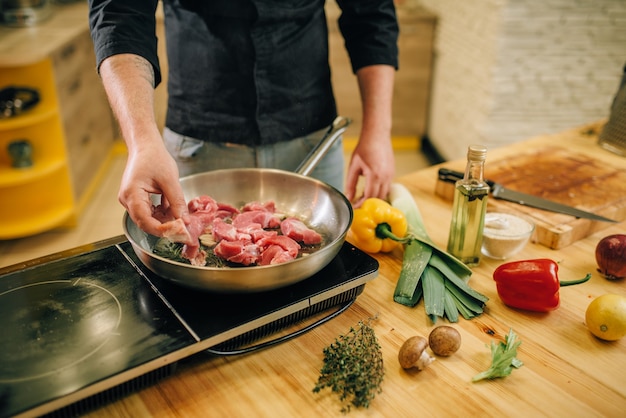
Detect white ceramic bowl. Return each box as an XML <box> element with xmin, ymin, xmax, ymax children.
<box><xmin>481</xmin><ymin>212</ymin><xmax>535</xmax><ymax>260</ymax></box>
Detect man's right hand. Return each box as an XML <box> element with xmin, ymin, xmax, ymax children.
<box><xmin>99</xmin><ymin>54</ymin><xmax>189</xmax><ymax>236</ymax></box>
<box><xmin>119</xmin><ymin>142</ymin><xmax>188</xmax><ymax>237</ymax></box>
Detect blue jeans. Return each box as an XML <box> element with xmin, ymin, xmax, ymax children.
<box><xmin>163</xmin><ymin>126</ymin><xmax>345</xmax><ymax>192</ymax></box>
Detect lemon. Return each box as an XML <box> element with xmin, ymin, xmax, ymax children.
<box><xmin>585</xmin><ymin>294</ymin><xmax>626</xmax><ymax>341</ymax></box>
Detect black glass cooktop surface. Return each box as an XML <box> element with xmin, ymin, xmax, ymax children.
<box><xmin>0</xmin><ymin>236</ymin><xmax>378</xmax><ymax>417</ymax></box>
<box><xmin>0</xmin><ymin>243</ymin><xmax>195</xmax><ymax>418</ymax></box>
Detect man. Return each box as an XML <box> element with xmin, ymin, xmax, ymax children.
<box><xmin>89</xmin><ymin>0</ymin><xmax>399</xmax><ymax>237</ymax></box>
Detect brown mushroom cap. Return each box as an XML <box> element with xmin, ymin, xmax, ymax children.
<box><xmin>398</xmin><ymin>336</ymin><xmax>429</xmax><ymax>369</ymax></box>
<box><xmin>428</xmin><ymin>326</ymin><xmax>462</xmax><ymax>357</ymax></box>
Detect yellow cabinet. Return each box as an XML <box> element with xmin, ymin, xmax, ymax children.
<box><xmin>0</xmin><ymin>59</ymin><xmax>76</xmax><ymax>238</ymax></box>
<box><xmin>0</xmin><ymin>2</ymin><xmax>117</xmax><ymax>239</ymax></box>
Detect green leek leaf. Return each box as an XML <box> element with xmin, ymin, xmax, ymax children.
<box><xmin>393</xmin><ymin>239</ymin><xmax>431</xmax><ymax>306</ymax></box>
<box><xmin>422</xmin><ymin>266</ymin><xmax>446</xmax><ymax>319</ymax></box>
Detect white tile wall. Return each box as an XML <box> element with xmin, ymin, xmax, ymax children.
<box><xmin>412</xmin><ymin>0</ymin><xmax>626</xmax><ymax>160</ymax></box>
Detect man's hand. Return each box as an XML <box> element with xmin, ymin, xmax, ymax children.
<box><xmin>345</xmin><ymin>132</ymin><xmax>395</xmax><ymax>207</ymax></box>
<box><xmin>100</xmin><ymin>54</ymin><xmax>189</xmax><ymax>235</ymax></box>
<box><xmin>344</xmin><ymin>64</ymin><xmax>396</xmax><ymax>206</ymax></box>
<box><xmin>119</xmin><ymin>142</ymin><xmax>188</xmax><ymax>236</ymax></box>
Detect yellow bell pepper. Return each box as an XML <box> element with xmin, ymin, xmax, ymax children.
<box><xmin>350</xmin><ymin>198</ymin><xmax>409</xmax><ymax>253</ymax></box>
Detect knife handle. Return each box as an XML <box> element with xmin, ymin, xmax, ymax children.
<box><xmin>438</xmin><ymin>168</ymin><xmax>495</xmax><ymax>189</ymax></box>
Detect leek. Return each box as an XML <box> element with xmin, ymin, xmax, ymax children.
<box><xmin>393</xmin><ymin>239</ymin><xmax>431</xmax><ymax>306</ymax></box>
<box><xmin>388</xmin><ymin>183</ymin><xmax>488</xmax><ymax>323</ymax></box>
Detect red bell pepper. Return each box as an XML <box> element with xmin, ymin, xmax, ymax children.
<box><xmin>493</xmin><ymin>259</ymin><xmax>591</xmax><ymax>312</ymax></box>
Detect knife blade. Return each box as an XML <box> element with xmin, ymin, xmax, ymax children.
<box><xmin>438</xmin><ymin>168</ymin><xmax>617</xmax><ymax>223</ymax></box>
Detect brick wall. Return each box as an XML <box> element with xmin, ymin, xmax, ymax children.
<box><xmin>411</xmin><ymin>0</ymin><xmax>626</xmax><ymax>160</ymax></box>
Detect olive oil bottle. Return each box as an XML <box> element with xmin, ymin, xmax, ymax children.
<box><xmin>447</xmin><ymin>145</ymin><xmax>489</xmax><ymax>266</ymax></box>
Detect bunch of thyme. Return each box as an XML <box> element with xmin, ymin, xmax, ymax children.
<box><xmin>313</xmin><ymin>318</ymin><xmax>384</xmax><ymax>413</ymax></box>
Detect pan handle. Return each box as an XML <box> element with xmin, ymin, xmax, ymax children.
<box><xmin>295</xmin><ymin>116</ymin><xmax>351</xmax><ymax>176</ymax></box>
<box><xmin>204</xmin><ymin>297</ymin><xmax>355</xmax><ymax>356</ymax></box>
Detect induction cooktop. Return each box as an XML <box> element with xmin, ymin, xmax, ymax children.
<box><xmin>0</xmin><ymin>236</ymin><xmax>378</xmax><ymax>418</ymax></box>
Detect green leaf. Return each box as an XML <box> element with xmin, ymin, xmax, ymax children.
<box><xmin>422</xmin><ymin>265</ymin><xmax>446</xmax><ymax>320</ymax></box>
<box><xmin>394</xmin><ymin>282</ymin><xmax>424</xmax><ymax>307</ymax></box>
<box><xmin>428</xmin><ymin>252</ymin><xmax>471</xmax><ymax>283</ymax></box>
<box><xmin>410</xmin><ymin>237</ymin><xmax>473</xmax><ymax>279</ymax></box>
<box><xmin>452</xmin><ymin>297</ymin><xmax>477</xmax><ymax>320</ymax></box>
<box><xmin>443</xmin><ymin>291</ymin><xmax>460</xmax><ymax>323</ymax></box>
<box><xmin>393</xmin><ymin>239</ymin><xmax>431</xmax><ymax>306</ymax></box>
<box><xmin>432</xmin><ymin>254</ymin><xmax>489</xmax><ymax>304</ymax></box>
<box><xmin>444</xmin><ymin>279</ymin><xmax>485</xmax><ymax>315</ymax></box>
<box><xmin>472</xmin><ymin>329</ymin><xmax>524</xmax><ymax>382</ymax></box>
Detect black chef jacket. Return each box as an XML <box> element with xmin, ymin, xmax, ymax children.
<box><xmin>89</xmin><ymin>0</ymin><xmax>399</xmax><ymax>146</ymax></box>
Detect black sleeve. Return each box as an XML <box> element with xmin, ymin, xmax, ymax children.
<box><xmin>88</xmin><ymin>0</ymin><xmax>162</xmax><ymax>86</ymax></box>
<box><xmin>335</xmin><ymin>0</ymin><xmax>399</xmax><ymax>74</ymax></box>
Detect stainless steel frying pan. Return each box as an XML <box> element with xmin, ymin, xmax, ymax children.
<box><xmin>124</xmin><ymin>117</ymin><xmax>352</xmax><ymax>292</ymax></box>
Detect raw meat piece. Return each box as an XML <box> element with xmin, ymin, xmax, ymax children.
<box><xmin>257</xmin><ymin>235</ymin><xmax>301</xmax><ymax>254</ymax></box>
<box><xmin>280</xmin><ymin>217</ymin><xmax>322</xmax><ymax>245</ymax></box>
<box><xmin>212</xmin><ymin>218</ymin><xmax>252</xmax><ymax>243</ymax></box>
<box><xmin>250</xmin><ymin>229</ymin><xmax>278</xmax><ymax>242</ymax></box>
<box><xmin>186</xmin><ymin>196</ymin><xmax>220</xmax><ymax>227</ymax></box>
<box><xmin>156</xmin><ymin>218</ymin><xmax>194</xmax><ymax>245</ymax></box>
<box><xmin>235</xmin><ymin>221</ymin><xmax>264</xmax><ymax>235</ymax></box>
<box><xmin>232</xmin><ymin>210</ymin><xmax>281</xmax><ymax>229</ymax></box>
<box><xmin>257</xmin><ymin>235</ymin><xmax>301</xmax><ymax>265</ymax></box>
<box><xmin>242</xmin><ymin>201</ymin><xmax>276</xmax><ymax>213</ymax></box>
<box><xmin>258</xmin><ymin>235</ymin><xmax>300</xmax><ymax>258</ymax></box>
<box><xmin>211</xmin><ymin>218</ymin><xmax>238</xmax><ymax>242</ymax></box>
<box><xmin>215</xmin><ymin>202</ymin><xmax>240</xmax><ymax>219</ymax></box>
<box><xmin>156</xmin><ymin>195</ymin><xmax>221</xmax><ymax>266</ymax></box>
<box><xmin>214</xmin><ymin>240</ymin><xmax>260</xmax><ymax>266</ymax></box>
<box><xmin>259</xmin><ymin>245</ymin><xmax>294</xmax><ymax>265</ymax></box>
<box><xmin>186</xmin><ymin>213</ymin><xmax>210</xmax><ymax>239</ymax></box>
<box><xmin>178</xmin><ymin>211</ymin><xmax>216</xmax><ymax>264</ymax></box>
<box><xmin>234</xmin><ymin>222</ymin><xmax>278</xmax><ymax>242</ymax></box>
<box><xmin>182</xmin><ymin>245</ymin><xmax>207</xmax><ymax>266</ymax></box>
<box><xmin>188</xmin><ymin>195</ymin><xmax>219</xmax><ymax>213</ymax></box>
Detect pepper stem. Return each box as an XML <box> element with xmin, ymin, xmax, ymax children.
<box><xmin>375</xmin><ymin>223</ymin><xmax>411</xmax><ymax>244</ymax></box>
<box><xmin>559</xmin><ymin>273</ymin><xmax>592</xmax><ymax>287</ymax></box>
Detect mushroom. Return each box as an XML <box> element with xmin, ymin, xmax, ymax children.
<box><xmin>428</xmin><ymin>326</ymin><xmax>461</xmax><ymax>357</ymax></box>
<box><xmin>398</xmin><ymin>336</ymin><xmax>435</xmax><ymax>370</ymax></box>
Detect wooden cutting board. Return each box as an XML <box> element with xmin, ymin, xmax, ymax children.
<box><xmin>435</xmin><ymin>145</ymin><xmax>626</xmax><ymax>249</ymax></box>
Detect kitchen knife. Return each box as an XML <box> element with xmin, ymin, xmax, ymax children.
<box><xmin>438</xmin><ymin>168</ymin><xmax>617</xmax><ymax>223</ymax></box>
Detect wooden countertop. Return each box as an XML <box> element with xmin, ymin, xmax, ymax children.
<box><xmin>85</xmin><ymin>122</ymin><xmax>626</xmax><ymax>417</ymax></box>
<box><xmin>0</xmin><ymin>2</ymin><xmax>89</xmax><ymax>66</ymax></box>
